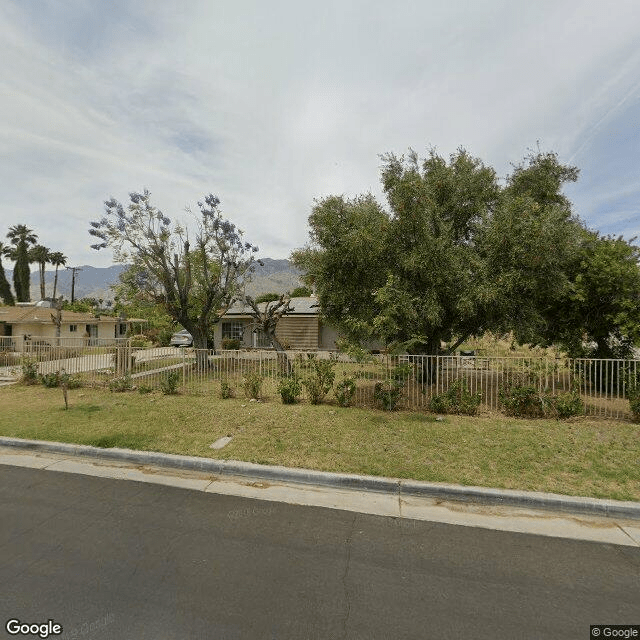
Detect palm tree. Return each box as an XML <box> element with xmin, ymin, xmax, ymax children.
<box><xmin>7</xmin><ymin>225</ymin><xmax>37</xmax><ymax>302</ymax></box>
<box><xmin>29</xmin><ymin>244</ymin><xmax>51</xmax><ymax>300</ymax></box>
<box><xmin>0</xmin><ymin>242</ymin><xmax>15</xmax><ymax>305</ymax></box>
<box><xmin>49</xmin><ymin>251</ymin><xmax>68</xmax><ymax>301</ymax></box>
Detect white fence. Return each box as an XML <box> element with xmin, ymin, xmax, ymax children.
<box><xmin>1</xmin><ymin>341</ymin><xmax>638</xmax><ymax>419</ymax></box>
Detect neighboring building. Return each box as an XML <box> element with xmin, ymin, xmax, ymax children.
<box><xmin>0</xmin><ymin>301</ymin><xmax>131</xmax><ymax>351</ymax></box>
<box><xmin>214</xmin><ymin>297</ymin><xmax>341</xmax><ymax>351</ymax></box>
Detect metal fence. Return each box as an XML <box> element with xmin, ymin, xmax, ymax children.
<box><xmin>1</xmin><ymin>341</ymin><xmax>638</xmax><ymax>419</ymax></box>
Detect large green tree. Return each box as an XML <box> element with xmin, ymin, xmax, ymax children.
<box><xmin>0</xmin><ymin>242</ymin><xmax>15</xmax><ymax>305</ymax></box>
<box><xmin>7</xmin><ymin>224</ymin><xmax>37</xmax><ymax>302</ymax></box>
<box><xmin>291</xmin><ymin>193</ymin><xmax>389</xmax><ymax>345</ymax></box>
<box><xmin>292</xmin><ymin>148</ymin><xmax>583</xmax><ymax>363</ymax></box>
<box><xmin>90</xmin><ymin>191</ymin><xmax>260</xmax><ymax>352</ymax></box>
<box><xmin>543</xmin><ymin>231</ymin><xmax>640</xmax><ymax>359</ymax></box>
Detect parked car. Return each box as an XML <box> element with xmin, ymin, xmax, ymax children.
<box><xmin>170</xmin><ymin>329</ymin><xmax>193</xmax><ymax>347</ymax></box>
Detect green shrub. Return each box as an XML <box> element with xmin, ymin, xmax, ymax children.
<box><xmin>374</xmin><ymin>380</ymin><xmax>403</xmax><ymax>411</ymax></box>
<box><xmin>109</xmin><ymin>374</ymin><xmax>133</xmax><ymax>392</ymax></box>
<box><xmin>20</xmin><ymin>357</ymin><xmax>39</xmax><ymax>385</ymax></box>
<box><xmin>500</xmin><ymin>382</ymin><xmax>583</xmax><ymax>419</ymax></box>
<box><xmin>222</xmin><ymin>338</ymin><xmax>242</xmax><ymax>350</ymax></box>
<box><xmin>428</xmin><ymin>380</ymin><xmax>481</xmax><ymax>416</ymax></box>
<box><xmin>552</xmin><ymin>391</ymin><xmax>584</xmax><ymax>418</ymax></box>
<box><xmin>160</xmin><ymin>370</ymin><xmax>180</xmax><ymax>395</ymax></box>
<box><xmin>40</xmin><ymin>371</ymin><xmax>62</xmax><ymax>388</ymax></box>
<box><xmin>220</xmin><ymin>377</ymin><xmax>235</xmax><ymax>399</ymax></box>
<box><xmin>499</xmin><ymin>384</ymin><xmax>545</xmax><ymax>418</ymax></box>
<box><xmin>277</xmin><ymin>377</ymin><xmax>301</xmax><ymax>404</ymax></box>
<box><xmin>302</xmin><ymin>358</ymin><xmax>336</xmax><ymax>404</ymax></box>
<box><xmin>65</xmin><ymin>374</ymin><xmax>83</xmax><ymax>389</ymax></box>
<box><xmin>138</xmin><ymin>385</ymin><xmax>153</xmax><ymax>394</ymax></box>
<box><xmin>130</xmin><ymin>334</ymin><xmax>147</xmax><ymax>348</ymax></box>
<box><xmin>627</xmin><ymin>377</ymin><xmax>640</xmax><ymax>423</ymax></box>
<box><xmin>390</xmin><ymin>362</ymin><xmax>413</xmax><ymax>382</ymax></box>
<box><xmin>243</xmin><ymin>370</ymin><xmax>264</xmax><ymax>399</ymax></box>
<box><xmin>335</xmin><ymin>376</ymin><xmax>356</xmax><ymax>407</ymax></box>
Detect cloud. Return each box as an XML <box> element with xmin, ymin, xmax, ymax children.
<box><xmin>0</xmin><ymin>0</ymin><xmax>639</xmax><ymax>269</ymax></box>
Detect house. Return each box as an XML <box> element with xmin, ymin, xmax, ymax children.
<box><xmin>213</xmin><ymin>297</ymin><xmax>341</xmax><ymax>351</ymax></box>
<box><xmin>0</xmin><ymin>301</ymin><xmax>132</xmax><ymax>351</ymax></box>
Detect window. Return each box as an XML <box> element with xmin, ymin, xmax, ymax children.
<box><xmin>69</xmin><ymin>325</ymin><xmax>77</xmax><ymax>332</ymax></box>
<box><xmin>222</xmin><ymin>321</ymin><xmax>244</xmax><ymax>341</ymax></box>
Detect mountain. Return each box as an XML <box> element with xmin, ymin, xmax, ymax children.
<box><xmin>244</xmin><ymin>258</ymin><xmax>303</xmax><ymax>297</ymax></box>
<box><xmin>4</xmin><ymin>259</ymin><xmax>303</xmax><ymax>301</ymax></box>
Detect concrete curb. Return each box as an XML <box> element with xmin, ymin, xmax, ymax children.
<box><xmin>2</xmin><ymin>436</ymin><xmax>639</xmax><ymax>520</ymax></box>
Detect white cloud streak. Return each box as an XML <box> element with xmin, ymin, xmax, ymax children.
<box><xmin>0</xmin><ymin>0</ymin><xmax>639</xmax><ymax>268</ymax></box>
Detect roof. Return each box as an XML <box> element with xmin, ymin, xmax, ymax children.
<box><xmin>223</xmin><ymin>296</ymin><xmax>320</xmax><ymax>317</ymax></box>
<box><xmin>0</xmin><ymin>306</ymin><xmax>121</xmax><ymax>325</ymax></box>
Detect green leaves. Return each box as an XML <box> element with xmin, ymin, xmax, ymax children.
<box><xmin>293</xmin><ymin>147</ymin><xmax>594</xmax><ymax>355</ymax></box>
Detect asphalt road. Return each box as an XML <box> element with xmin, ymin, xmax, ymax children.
<box><xmin>1</xmin><ymin>465</ymin><xmax>639</xmax><ymax>640</ymax></box>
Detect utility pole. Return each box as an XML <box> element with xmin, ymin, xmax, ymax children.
<box><xmin>65</xmin><ymin>266</ymin><xmax>82</xmax><ymax>303</ymax></box>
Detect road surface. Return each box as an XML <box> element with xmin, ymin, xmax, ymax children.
<box><xmin>1</xmin><ymin>464</ymin><xmax>639</xmax><ymax>639</ymax></box>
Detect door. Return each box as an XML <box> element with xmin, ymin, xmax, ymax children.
<box><xmin>85</xmin><ymin>324</ymin><xmax>98</xmax><ymax>346</ymax></box>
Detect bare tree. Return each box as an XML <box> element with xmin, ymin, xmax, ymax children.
<box><xmin>244</xmin><ymin>294</ymin><xmax>293</xmax><ymax>374</ymax></box>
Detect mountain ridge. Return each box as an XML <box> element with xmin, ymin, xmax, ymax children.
<box><xmin>3</xmin><ymin>259</ymin><xmax>303</xmax><ymax>302</ymax></box>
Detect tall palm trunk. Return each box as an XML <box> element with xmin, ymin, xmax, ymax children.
<box><xmin>39</xmin><ymin>260</ymin><xmax>46</xmax><ymax>299</ymax></box>
<box><xmin>53</xmin><ymin>266</ymin><xmax>60</xmax><ymax>300</ymax></box>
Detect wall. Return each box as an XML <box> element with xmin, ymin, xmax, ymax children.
<box><xmin>275</xmin><ymin>316</ymin><xmax>318</xmax><ymax>350</ymax></box>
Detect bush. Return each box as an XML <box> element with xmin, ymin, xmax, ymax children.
<box><xmin>220</xmin><ymin>377</ymin><xmax>235</xmax><ymax>399</ymax></box>
<box><xmin>627</xmin><ymin>376</ymin><xmax>640</xmax><ymax>423</ymax></box>
<box><xmin>40</xmin><ymin>371</ymin><xmax>63</xmax><ymax>388</ymax></box>
<box><xmin>109</xmin><ymin>374</ymin><xmax>133</xmax><ymax>392</ymax></box>
<box><xmin>138</xmin><ymin>385</ymin><xmax>153</xmax><ymax>394</ymax></box>
<box><xmin>20</xmin><ymin>357</ymin><xmax>39</xmax><ymax>385</ymax></box>
<box><xmin>335</xmin><ymin>376</ymin><xmax>356</xmax><ymax>407</ymax></box>
<box><xmin>428</xmin><ymin>380</ymin><xmax>481</xmax><ymax>416</ymax></box>
<box><xmin>374</xmin><ymin>380</ymin><xmax>403</xmax><ymax>411</ymax></box>
<box><xmin>499</xmin><ymin>382</ymin><xmax>584</xmax><ymax>419</ymax></box>
<box><xmin>302</xmin><ymin>358</ymin><xmax>336</xmax><ymax>404</ymax></box>
<box><xmin>552</xmin><ymin>392</ymin><xmax>584</xmax><ymax>418</ymax></box>
<box><xmin>222</xmin><ymin>338</ymin><xmax>242</xmax><ymax>350</ymax></box>
<box><xmin>277</xmin><ymin>377</ymin><xmax>301</xmax><ymax>404</ymax></box>
<box><xmin>390</xmin><ymin>362</ymin><xmax>413</xmax><ymax>382</ymax></box>
<box><xmin>45</xmin><ymin>370</ymin><xmax>82</xmax><ymax>390</ymax></box>
<box><xmin>130</xmin><ymin>334</ymin><xmax>147</xmax><ymax>348</ymax></box>
<box><xmin>630</xmin><ymin>396</ymin><xmax>640</xmax><ymax>423</ymax></box>
<box><xmin>243</xmin><ymin>370</ymin><xmax>264</xmax><ymax>399</ymax></box>
<box><xmin>499</xmin><ymin>384</ymin><xmax>545</xmax><ymax>418</ymax></box>
<box><xmin>160</xmin><ymin>370</ymin><xmax>180</xmax><ymax>395</ymax></box>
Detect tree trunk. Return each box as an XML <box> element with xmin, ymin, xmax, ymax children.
<box><xmin>192</xmin><ymin>329</ymin><xmax>210</xmax><ymax>372</ymax></box>
<box><xmin>39</xmin><ymin>263</ymin><xmax>45</xmax><ymax>300</ymax></box>
<box><xmin>269</xmin><ymin>330</ymin><xmax>292</xmax><ymax>376</ymax></box>
<box><xmin>52</xmin><ymin>268</ymin><xmax>59</xmax><ymax>300</ymax></box>
<box><xmin>14</xmin><ymin>252</ymin><xmax>31</xmax><ymax>302</ymax></box>
<box><xmin>418</xmin><ymin>336</ymin><xmax>441</xmax><ymax>385</ymax></box>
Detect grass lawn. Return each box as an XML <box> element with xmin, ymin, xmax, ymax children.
<box><xmin>1</xmin><ymin>384</ymin><xmax>639</xmax><ymax>501</ymax></box>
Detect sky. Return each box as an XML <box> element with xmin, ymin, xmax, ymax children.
<box><xmin>0</xmin><ymin>0</ymin><xmax>639</xmax><ymax>269</ymax></box>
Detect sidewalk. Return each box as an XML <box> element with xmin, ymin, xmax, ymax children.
<box><xmin>1</xmin><ymin>437</ymin><xmax>639</xmax><ymax>547</ymax></box>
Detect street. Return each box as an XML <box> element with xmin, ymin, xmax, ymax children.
<box><xmin>1</xmin><ymin>464</ymin><xmax>639</xmax><ymax>639</ymax></box>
